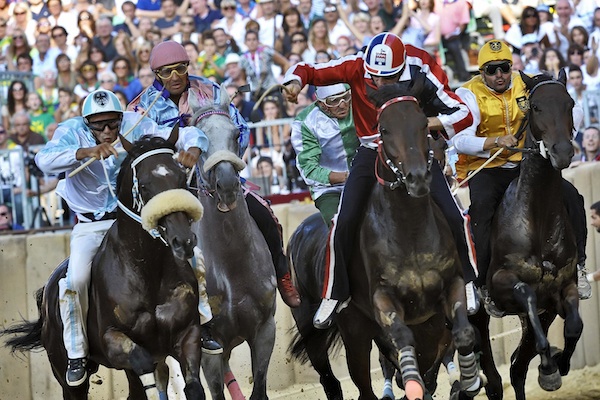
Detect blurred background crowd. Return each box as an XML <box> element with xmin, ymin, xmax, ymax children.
<box><xmin>1</xmin><ymin>0</ymin><xmax>599</xmax><ymax>232</ymax></box>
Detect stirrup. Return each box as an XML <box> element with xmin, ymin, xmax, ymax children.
<box><xmin>578</xmin><ymin>264</ymin><xmax>592</xmax><ymax>300</ymax></box>
<box><xmin>465</xmin><ymin>281</ymin><xmax>480</xmax><ymax>315</ymax></box>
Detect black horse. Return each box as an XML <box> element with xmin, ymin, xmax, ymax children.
<box><xmin>288</xmin><ymin>79</ymin><xmax>481</xmax><ymax>400</ymax></box>
<box><xmin>472</xmin><ymin>71</ymin><xmax>584</xmax><ymax>400</ymax></box>
<box><xmin>2</xmin><ymin>132</ymin><xmax>206</xmax><ymax>399</ymax></box>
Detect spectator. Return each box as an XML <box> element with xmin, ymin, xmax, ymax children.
<box><xmin>10</xmin><ymin>111</ymin><xmax>46</xmax><ymax>152</ymax></box>
<box><xmin>471</xmin><ymin>0</ymin><xmax>504</xmax><ymax>40</ymax></box>
<box><xmin>0</xmin><ymin>17</ymin><xmax>9</xmax><ymax>70</ymax></box>
<box><xmin>113</xmin><ymin>1</ymin><xmax>139</xmax><ymax>37</ymax></box>
<box><xmin>114</xmin><ymin>33</ymin><xmax>137</xmax><ymax>71</ymax></box>
<box><xmin>155</xmin><ymin>0</ymin><xmax>181</xmax><ymax>39</ymax></box>
<box><xmin>223</xmin><ymin>53</ymin><xmax>251</xmax><ymax>98</ymax></box>
<box><xmin>0</xmin><ymin>125</ymin><xmax>25</xmax><ymax>224</ymax></box>
<box><xmin>53</xmin><ymin>86</ymin><xmax>79</xmax><ymax>123</ymax></box>
<box><xmin>539</xmin><ymin>47</ymin><xmax>567</xmax><ymax>79</ymax></box>
<box><xmin>190</xmin><ymin>0</ymin><xmax>223</xmax><ymax>34</ymax></box>
<box><xmin>34</xmin><ymin>16</ymin><xmax>52</xmax><ymax>38</ymax></box>
<box><xmin>256</xmin><ymin>0</ymin><xmax>283</xmax><ymax>48</ymax></box>
<box><xmin>583</xmin><ymin>40</ymin><xmax>600</xmax><ymax>89</ymax></box>
<box><xmin>589</xmin><ymin>7</ymin><xmax>600</xmax><ymax>56</ymax></box>
<box><xmin>322</xmin><ymin>3</ymin><xmax>351</xmax><ymax>46</ymax></box>
<box><xmin>29</xmin><ymin>0</ymin><xmax>50</xmax><ymax>22</ymax></box>
<box><xmin>198</xmin><ymin>32</ymin><xmax>226</xmax><ymax>82</ymax></box>
<box><xmin>134</xmin><ymin>41</ymin><xmax>152</xmax><ymax>73</ymax></box>
<box><xmin>252</xmin><ymin>156</ymin><xmax>285</xmax><ymax>196</ymax></box>
<box><xmin>511</xmin><ymin>51</ymin><xmax>524</xmax><ymax>71</ymax></box>
<box><xmin>0</xmin><ymin>0</ymin><xmax>7</xmax><ymax>22</ymax></box>
<box><xmin>591</xmin><ymin>201</ymin><xmax>600</xmax><ymax>233</ymax></box>
<box><xmin>504</xmin><ymin>6</ymin><xmax>551</xmax><ymax>55</ymax></box>
<box><xmin>0</xmin><ymin>203</ymin><xmax>24</xmax><ymax>231</ymax></box>
<box><xmin>411</xmin><ymin>0</ymin><xmax>440</xmax><ymax>57</ymax></box>
<box><xmin>568</xmin><ymin>64</ymin><xmax>587</xmax><ymax>106</ymax></box>
<box><xmin>334</xmin><ymin>35</ymin><xmax>352</xmax><ymax>58</ymax></box>
<box><xmin>554</xmin><ymin>0</ymin><xmax>586</xmax><ymax>58</ymax></box>
<box><xmin>241</xmin><ymin>29</ymin><xmax>289</xmax><ymax>99</ymax></box>
<box><xmin>213</xmin><ymin>27</ymin><xmax>241</xmax><ymax>58</ymax></box>
<box><xmin>137</xmin><ymin>67</ymin><xmax>155</xmax><ymax>89</ymax></box>
<box><xmin>47</xmin><ymin>0</ymin><xmax>77</xmax><ymax>44</ymax></box>
<box><xmin>254</xmin><ymin>95</ymin><xmax>289</xmax><ymax>159</ymax></box>
<box><xmin>567</xmin><ymin>44</ymin><xmax>585</xmax><ymax>67</ymax></box>
<box><xmin>369</xmin><ymin>14</ymin><xmax>386</xmax><ymax>36</ymax></box>
<box><xmin>114</xmin><ymin>90</ymin><xmax>128</xmax><ymax>110</ymax></box>
<box><xmin>172</xmin><ymin>15</ymin><xmax>201</xmax><ymax>45</ymax></box>
<box><xmin>213</xmin><ymin>0</ymin><xmax>247</xmax><ymax>52</ymax></box>
<box><xmin>72</xmin><ymin>34</ymin><xmax>91</xmax><ymax>71</ymax></box>
<box><xmin>290</xmin><ymin>83</ymin><xmax>357</xmax><ymax>226</ymax></box>
<box><xmin>112</xmin><ymin>56</ymin><xmax>143</xmax><ymax>101</ymax></box>
<box><xmin>337</xmin><ymin>8</ymin><xmax>372</xmax><ymax>50</ymax></box>
<box><xmin>225</xmin><ymin>82</ymin><xmax>257</xmax><ymax>122</ymax></box>
<box><xmin>37</xmin><ymin>69</ymin><xmax>59</xmax><ymax>111</ymax></box>
<box><xmin>297</xmin><ymin>0</ymin><xmax>315</xmax><ymax>30</ymax></box>
<box><xmin>92</xmin><ymin>16</ymin><xmax>117</xmax><ymax>62</ymax></box>
<box><xmin>77</xmin><ymin>11</ymin><xmax>96</xmax><ymax>39</ymax></box>
<box><xmin>315</xmin><ymin>49</ymin><xmax>332</xmax><ymax>63</ymax></box>
<box><xmin>31</xmin><ymin>33</ymin><xmax>59</xmax><ymax>77</ymax></box>
<box><xmin>87</xmin><ymin>45</ymin><xmax>109</xmax><ymax>74</ymax></box>
<box><xmin>6</xmin><ymin>28</ymin><xmax>31</xmax><ymax>71</ymax></box>
<box><xmin>275</xmin><ymin>7</ymin><xmax>306</xmax><ymax>56</ymax></box>
<box><xmin>573</xmin><ymin>126</ymin><xmax>600</xmax><ymax>164</ymax></box>
<box><xmin>307</xmin><ymin>18</ymin><xmax>334</xmax><ymax>58</ymax></box>
<box><xmin>74</xmin><ymin>61</ymin><xmax>99</xmax><ymax>101</ymax></box>
<box><xmin>8</xmin><ymin>1</ymin><xmax>36</xmax><ymax>45</ymax></box>
<box><xmin>182</xmin><ymin>41</ymin><xmax>202</xmax><ymax>76</ymax></box>
<box><xmin>133</xmin><ymin>17</ymin><xmax>153</xmax><ymax>49</ymax></box>
<box><xmin>435</xmin><ymin>0</ymin><xmax>471</xmax><ymax>82</ymax></box>
<box><xmin>26</xmin><ymin>91</ymin><xmax>54</xmax><ymax>139</ymax></box>
<box><xmin>51</xmin><ymin>25</ymin><xmax>77</xmax><ymax>62</ymax></box>
<box><xmin>54</xmin><ymin>54</ymin><xmax>76</xmax><ymax>92</ymax></box>
<box><xmin>361</xmin><ymin>0</ymin><xmax>394</xmax><ymax>31</ymax></box>
<box><xmin>98</xmin><ymin>70</ymin><xmax>117</xmax><ymax>92</ymax></box>
<box><xmin>570</xmin><ymin>25</ymin><xmax>589</xmax><ymax>50</ymax></box>
<box><xmin>145</xmin><ymin>26</ymin><xmax>162</xmax><ymax>47</ymax></box>
<box><xmin>237</xmin><ymin>0</ymin><xmax>258</xmax><ymax>20</ymax></box>
<box><xmin>2</xmin><ymin>80</ymin><xmax>28</xmax><ymax>132</ymax></box>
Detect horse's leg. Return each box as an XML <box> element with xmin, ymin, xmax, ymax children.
<box><xmin>372</xmin><ymin>289</ymin><xmax>424</xmax><ymax>400</ymax></box>
<box><xmin>444</xmin><ymin>276</ymin><xmax>482</xmax><ymax>397</ymax></box>
<box><xmin>124</xmin><ymin>369</ymin><xmax>148</xmax><ymax>400</ymax></box>
<box><xmin>102</xmin><ymin>331</ymin><xmax>161</xmax><ymax>400</ymax></box>
<box><xmin>201</xmin><ymin>352</ymin><xmax>226</xmax><ymax>400</ymax></box>
<box><xmin>379</xmin><ymin>352</ymin><xmax>395</xmax><ymax>400</ymax></box>
<box><xmin>172</xmin><ymin>324</ymin><xmax>205</xmax><ymax>400</ymax></box>
<box><xmin>555</xmin><ymin>284</ymin><xmax>583</xmax><ymax>376</ymax></box>
<box><xmin>469</xmin><ymin>308</ymin><xmax>503</xmax><ymax>400</ymax></box>
<box><xmin>154</xmin><ymin>360</ymin><xmax>169</xmax><ymax>400</ymax></box>
<box><xmin>248</xmin><ymin>317</ymin><xmax>276</xmax><ymax>400</ymax></box>
<box><xmin>303</xmin><ymin>337</ymin><xmax>343</xmax><ymax>400</ymax></box>
<box><xmin>223</xmin><ymin>361</ymin><xmax>247</xmax><ymax>400</ymax></box>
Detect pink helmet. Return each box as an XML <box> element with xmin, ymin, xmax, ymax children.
<box><xmin>150</xmin><ymin>40</ymin><xmax>190</xmax><ymax>70</ymax></box>
<box><xmin>363</xmin><ymin>33</ymin><xmax>407</xmax><ymax>77</ymax></box>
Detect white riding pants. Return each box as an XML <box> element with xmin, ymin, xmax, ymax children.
<box><xmin>60</xmin><ymin>219</ymin><xmax>115</xmax><ymax>359</ymax></box>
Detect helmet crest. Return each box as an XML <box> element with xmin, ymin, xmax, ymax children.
<box><xmin>364</xmin><ymin>33</ymin><xmax>406</xmax><ymax>77</ymax></box>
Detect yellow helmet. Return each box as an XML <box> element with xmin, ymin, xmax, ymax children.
<box><xmin>478</xmin><ymin>40</ymin><xmax>512</xmax><ymax>69</ymax></box>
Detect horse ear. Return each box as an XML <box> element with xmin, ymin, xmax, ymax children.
<box><xmin>219</xmin><ymin>84</ymin><xmax>230</xmax><ymax>111</ymax></box>
<box><xmin>167</xmin><ymin>124</ymin><xmax>179</xmax><ymax>145</ymax></box>
<box><xmin>557</xmin><ymin>68</ymin><xmax>567</xmax><ymax>86</ymax></box>
<box><xmin>366</xmin><ymin>83</ymin><xmax>377</xmax><ymax>105</ymax></box>
<box><xmin>519</xmin><ymin>70</ymin><xmax>535</xmax><ymax>91</ymax></box>
<box><xmin>119</xmin><ymin>134</ymin><xmax>133</xmax><ymax>152</ymax></box>
<box><xmin>188</xmin><ymin>87</ymin><xmax>201</xmax><ymax>112</ymax></box>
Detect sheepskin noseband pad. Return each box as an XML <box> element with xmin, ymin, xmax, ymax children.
<box><xmin>141</xmin><ymin>188</ymin><xmax>203</xmax><ymax>232</ymax></box>
<box><xmin>203</xmin><ymin>150</ymin><xmax>246</xmax><ymax>173</ymax></box>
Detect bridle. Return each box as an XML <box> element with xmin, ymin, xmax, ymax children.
<box><xmin>374</xmin><ymin>95</ymin><xmax>434</xmax><ymax>192</ymax></box>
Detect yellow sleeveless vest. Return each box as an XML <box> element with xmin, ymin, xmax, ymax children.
<box><xmin>456</xmin><ymin>72</ymin><xmax>528</xmax><ymax>180</ymax></box>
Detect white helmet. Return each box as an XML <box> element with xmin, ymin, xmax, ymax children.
<box><xmin>81</xmin><ymin>89</ymin><xmax>123</xmax><ymax>119</ymax></box>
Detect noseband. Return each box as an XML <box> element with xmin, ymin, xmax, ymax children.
<box><xmin>375</xmin><ymin>96</ymin><xmax>434</xmax><ymax>191</ymax></box>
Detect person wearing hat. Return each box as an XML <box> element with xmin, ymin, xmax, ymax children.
<box><xmin>453</xmin><ymin>39</ymin><xmax>591</xmax><ymax>315</ymax></box>
<box><xmin>282</xmin><ymin>32</ymin><xmax>479</xmax><ymax>330</ymax></box>
<box><xmin>128</xmin><ymin>40</ymin><xmax>302</xmax><ymax>309</ymax></box>
<box><xmin>34</xmin><ymin>88</ymin><xmax>208</xmax><ymax>386</ymax></box>
<box><xmin>291</xmin><ymin>83</ymin><xmax>358</xmax><ymax>227</ymax></box>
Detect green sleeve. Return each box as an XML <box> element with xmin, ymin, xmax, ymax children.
<box><xmin>296</xmin><ymin>121</ymin><xmax>331</xmax><ymax>185</ymax></box>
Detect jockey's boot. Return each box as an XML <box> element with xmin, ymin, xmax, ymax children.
<box><xmin>465</xmin><ymin>281</ymin><xmax>480</xmax><ymax>315</ymax></box>
<box><xmin>66</xmin><ymin>357</ymin><xmax>88</xmax><ymax>387</ymax></box>
<box><xmin>277</xmin><ymin>271</ymin><xmax>301</xmax><ymax>308</ymax></box>
<box><xmin>578</xmin><ymin>263</ymin><xmax>592</xmax><ymax>300</ymax></box>
<box><xmin>313</xmin><ymin>297</ymin><xmax>350</xmax><ymax>329</ymax></box>
<box><xmin>479</xmin><ymin>286</ymin><xmax>504</xmax><ymax>318</ymax></box>
<box><xmin>201</xmin><ymin>321</ymin><xmax>223</xmax><ymax>355</ymax></box>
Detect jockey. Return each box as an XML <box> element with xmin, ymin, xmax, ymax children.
<box><xmin>283</xmin><ymin>32</ymin><xmax>480</xmax><ymax>329</ymax></box>
<box><xmin>128</xmin><ymin>41</ymin><xmax>301</xmax><ymax>309</ymax></box>
<box><xmin>34</xmin><ymin>89</ymin><xmax>208</xmax><ymax>387</ymax></box>
<box><xmin>452</xmin><ymin>39</ymin><xmax>591</xmax><ymax>315</ymax></box>
<box><xmin>290</xmin><ymin>83</ymin><xmax>359</xmax><ymax>227</ymax></box>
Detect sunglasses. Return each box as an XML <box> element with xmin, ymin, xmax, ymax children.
<box><xmin>221</xmin><ymin>6</ymin><xmax>235</xmax><ymax>10</ymax></box>
<box><xmin>154</xmin><ymin>62</ymin><xmax>188</xmax><ymax>80</ymax></box>
<box><xmin>0</xmin><ymin>129</ymin><xmax>6</xmax><ymax>134</ymax></box>
<box><xmin>81</xmin><ymin>65</ymin><xmax>96</xmax><ymax>73</ymax></box>
<box><xmin>100</xmin><ymin>79</ymin><xmax>115</xmax><ymax>83</ymax></box>
<box><xmin>79</xmin><ymin>14</ymin><xmax>91</xmax><ymax>20</ymax></box>
<box><xmin>524</xmin><ymin>13</ymin><xmax>537</xmax><ymax>18</ymax></box>
<box><xmin>13</xmin><ymin>35</ymin><xmax>24</xmax><ymax>39</ymax></box>
<box><xmin>292</xmin><ymin>38</ymin><xmax>306</xmax><ymax>43</ymax></box>
<box><xmin>52</xmin><ymin>32</ymin><xmax>65</xmax><ymax>38</ymax></box>
<box><xmin>569</xmin><ymin>50</ymin><xmax>584</xmax><ymax>55</ymax></box>
<box><xmin>482</xmin><ymin>62</ymin><xmax>511</xmax><ymax>75</ymax></box>
<box><xmin>13</xmin><ymin>86</ymin><xmax>24</xmax><ymax>91</ymax></box>
<box><xmin>14</xmin><ymin>11</ymin><xmax>26</xmax><ymax>16</ymax></box>
<box><xmin>322</xmin><ymin>90</ymin><xmax>351</xmax><ymax>107</ymax></box>
<box><xmin>86</xmin><ymin>119</ymin><xmax>121</xmax><ymax>132</ymax></box>
<box><xmin>324</xmin><ymin>6</ymin><xmax>337</xmax><ymax>13</ymax></box>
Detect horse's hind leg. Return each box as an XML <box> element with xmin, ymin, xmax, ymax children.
<box><xmin>304</xmin><ymin>340</ymin><xmax>343</xmax><ymax>400</ymax></box>
<box><xmin>248</xmin><ymin>317</ymin><xmax>276</xmax><ymax>400</ymax></box>
<box><xmin>201</xmin><ymin>352</ymin><xmax>226</xmax><ymax>400</ymax></box>
<box><xmin>379</xmin><ymin>352</ymin><xmax>395</xmax><ymax>400</ymax></box>
<box><xmin>469</xmin><ymin>308</ymin><xmax>503</xmax><ymax>400</ymax></box>
<box><xmin>556</xmin><ymin>286</ymin><xmax>583</xmax><ymax>376</ymax></box>
<box><xmin>172</xmin><ymin>324</ymin><xmax>205</xmax><ymax>399</ymax></box>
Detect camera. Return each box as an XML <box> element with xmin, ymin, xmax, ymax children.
<box><xmin>25</xmin><ymin>151</ymin><xmax>44</xmax><ymax>178</ymax></box>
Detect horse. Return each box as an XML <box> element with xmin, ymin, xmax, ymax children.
<box><xmin>471</xmin><ymin>71</ymin><xmax>584</xmax><ymax>400</ymax></box>
<box><xmin>2</xmin><ymin>132</ymin><xmax>206</xmax><ymax>399</ymax></box>
<box><xmin>188</xmin><ymin>85</ymin><xmax>277</xmax><ymax>400</ymax></box>
<box><xmin>288</xmin><ymin>78</ymin><xmax>482</xmax><ymax>400</ymax></box>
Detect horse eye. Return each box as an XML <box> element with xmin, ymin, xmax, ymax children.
<box><xmin>380</xmin><ymin>127</ymin><xmax>388</xmax><ymax>135</ymax></box>
<box><xmin>531</xmin><ymin>103</ymin><xmax>539</xmax><ymax>112</ymax></box>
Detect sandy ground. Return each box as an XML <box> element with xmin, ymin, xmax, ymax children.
<box><xmin>264</xmin><ymin>362</ymin><xmax>600</xmax><ymax>400</ymax></box>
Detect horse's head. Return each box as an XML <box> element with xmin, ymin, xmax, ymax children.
<box><xmin>520</xmin><ymin>70</ymin><xmax>575</xmax><ymax>170</ymax></box>
<box><xmin>368</xmin><ymin>77</ymin><xmax>432</xmax><ymax>197</ymax></box>
<box><xmin>190</xmin><ymin>84</ymin><xmax>246</xmax><ymax>212</ymax></box>
<box><xmin>118</xmin><ymin>131</ymin><xmax>203</xmax><ymax>260</ymax></box>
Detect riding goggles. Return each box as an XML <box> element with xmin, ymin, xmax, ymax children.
<box><xmin>85</xmin><ymin>117</ymin><xmax>122</xmax><ymax>132</ymax></box>
<box><xmin>322</xmin><ymin>90</ymin><xmax>351</xmax><ymax>107</ymax></box>
<box><xmin>154</xmin><ymin>62</ymin><xmax>189</xmax><ymax>80</ymax></box>
<box><xmin>482</xmin><ymin>61</ymin><xmax>511</xmax><ymax>76</ymax></box>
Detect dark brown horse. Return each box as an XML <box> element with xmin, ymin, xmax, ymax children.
<box><xmin>288</xmin><ymin>79</ymin><xmax>482</xmax><ymax>400</ymax></box>
<box><xmin>472</xmin><ymin>71</ymin><xmax>584</xmax><ymax>400</ymax></box>
<box><xmin>2</xmin><ymin>132</ymin><xmax>206</xmax><ymax>399</ymax></box>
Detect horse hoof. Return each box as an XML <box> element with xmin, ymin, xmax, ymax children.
<box><xmin>538</xmin><ymin>365</ymin><xmax>562</xmax><ymax>391</ymax></box>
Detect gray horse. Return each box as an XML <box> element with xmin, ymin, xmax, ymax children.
<box><xmin>189</xmin><ymin>85</ymin><xmax>277</xmax><ymax>400</ymax></box>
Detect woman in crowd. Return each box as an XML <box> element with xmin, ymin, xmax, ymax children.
<box><xmin>412</xmin><ymin>0</ymin><xmax>440</xmax><ymax>57</ymax></box>
<box><xmin>213</xmin><ymin>0</ymin><xmax>247</xmax><ymax>52</ymax></box>
<box><xmin>55</xmin><ymin>54</ymin><xmax>78</xmax><ymax>91</ymax></box>
<box><xmin>77</xmin><ymin>10</ymin><xmax>96</xmax><ymax>39</ymax></box>
<box><xmin>6</xmin><ymin>28</ymin><xmax>31</xmax><ymax>71</ymax></box>
<box><xmin>8</xmin><ymin>1</ymin><xmax>36</xmax><ymax>45</ymax></box>
<box><xmin>112</xmin><ymin>56</ymin><xmax>142</xmax><ymax>101</ymax></box>
<box><xmin>53</xmin><ymin>87</ymin><xmax>79</xmax><ymax>123</ymax></box>
<box><xmin>2</xmin><ymin>80</ymin><xmax>28</xmax><ymax>132</ymax></box>
<box><xmin>275</xmin><ymin>8</ymin><xmax>306</xmax><ymax>57</ymax></box>
<box><xmin>73</xmin><ymin>34</ymin><xmax>91</xmax><ymax>71</ymax></box>
<box><xmin>504</xmin><ymin>6</ymin><xmax>552</xmax><ymax>54</ymax></box>
<box><xmin>88</xmin><ymin>45</ymin><xmax>108</xmax><ymax>74</ymax></box>
<box><xmin>539</xmin><ymin>47</ymin><xmax>567</xmax><ymax>79</ymax></box>
<box><xmin>172</xmin><ymin>15</ymin><xmax>201</xmax><ymax>46</ymax></box>
<box><xmin>338</xmin><ymin>8</ymin><xmax>372</xmax><ymax>50</ymax></box>
<box><xmin>37</xmin><ymin>69</ymin><xmax>59</xmax><ymax>112</ymax></box>
<box><xmin>307</xmin><ymin>18</ymin><xmax>333</xmax><ymax>59</ymax></box>
<box><xmin>567</xmin><ymin>44</ymin><xmax>585</xmax><ymax>67</ymax></box>
<box><xmin>73</xmin><ymin>60</ymin><xmax>99</xmax><ymax>100</ymax></box>
<box><xmin>198</xmin><ymin>32</ymin><xmax>226</xmax><ymax>83</ymax></box>
<box><xmin>26</xmin><ymin>91</ymin><xmax>54</xmax><ymax>139</ymax></box>
<box><xmin>134</xmin><ymin>41</ymin><xmax>152</xmax><ymax>74</ymax></box>
<box><xmin>570</xmin><ymin>25</ymin><xmax>589</xmax><ymax>50</ymax></box>
<box><xmin>114</xmin><ymin>32</ymin><xmax>137</xmax><ymax>72</ymax></box>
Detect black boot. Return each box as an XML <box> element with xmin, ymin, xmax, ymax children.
<box><xmin>201</xmin><ymin>321</ymin><xmax>223</xmax><ymax>355</ymax></box>
<box><xmin>66</xmin><ymin>357</ymin><xmax>88</xmax><ymax>386</ymax></box>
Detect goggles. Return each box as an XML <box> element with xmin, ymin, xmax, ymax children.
<box><xmin>86</xmin><ymin>118</ymin><xmax>122</xmax><ymax>132</ymax></box>
<box><xmin>322</xmin><ymin>90</ymin><xmax>351</xmax><ymax>107</ymax></box>
<box><xmin>482</xmin><ymin>61</ymin><xmax>511</xmax><ymax>76</ymax></box>
<box><xmin>154</xmin><ymin>62</ymin><xmax>189</xmax><ymax>80</ymax></box>
<box><xmin>81</xmin><ymin>65</ymin><xmax>96</xmax><ymax>73</ymax></box>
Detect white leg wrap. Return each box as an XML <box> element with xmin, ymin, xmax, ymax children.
<box><xmin>140</xmin><ymin>372</ymin><xmax>160</xmax><ymax>400</ymax></box>
<box><xmin>189</xmin><ymin>247</ymin><xmax>213</xmax><ymax>324</ymax></box>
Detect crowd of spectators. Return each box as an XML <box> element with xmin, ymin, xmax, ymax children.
<box><xmin>1</xmin><ymin>0</ymin><xmax>600</xmax><ymax>227</ymax></box>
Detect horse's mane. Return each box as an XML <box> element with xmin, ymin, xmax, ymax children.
<box><xmin>117</xmin><ymin>135</ymin><xmax>177</xmax><ymax>188</ymax></box>
<box><xmin>367</xmin><ymin>72</ymin><xmax>427</xmax><ymax>109</ymax></box>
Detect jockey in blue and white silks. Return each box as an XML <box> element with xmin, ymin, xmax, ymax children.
<box><xmin>35</xmin><ymin>89</ymin><xmax>207</xmax><ymax>387</ymax></box>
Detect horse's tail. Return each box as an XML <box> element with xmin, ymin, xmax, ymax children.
<box><xmin>1</xmin><ymin>287</ymin><xmax>44</xmax><ymax>353</ymax></box>
<box><xmin>289</xmin><ymin>313</ymin><xmax>343</xmax><ymax>365</ymax></box>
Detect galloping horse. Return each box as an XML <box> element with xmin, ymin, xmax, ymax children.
<box><xmin>188</xmin><ymin>86</ymin><xmax>277</xmax><ymax>400</ymax></box>
<box><xmin>473</xmin><ymin>71</ymin><xmax>584</xmax><ymax>400</ymax></box>
<box><xmin>2</xmin><ymin>132</ymin><xmax>206</xmax><ymax>399</ymax></box>
<box><xmin>288</xmin><ymin>78</ymin><xmax>481</xmax><ymax>400</ymax></box>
